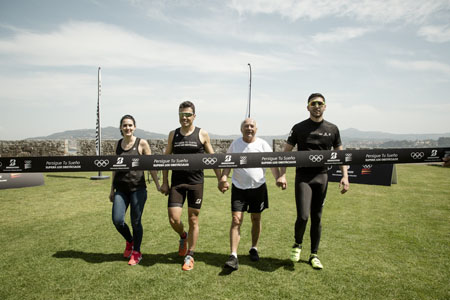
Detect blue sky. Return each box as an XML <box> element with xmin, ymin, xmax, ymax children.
<box><xmin>1</xmin><ymin>0</ymin><xmax>449</xmax><ymax>140</ymax></box>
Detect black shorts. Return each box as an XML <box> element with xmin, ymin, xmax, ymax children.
<box><xmin>168</xmin><ymin>183</ymin><xmax>204</xmax><ymax>209</ymax></box>
<box><xmin>231</xmin><ymin>183</ymin><xmax>268</xmax><ymax>213</ymax></box>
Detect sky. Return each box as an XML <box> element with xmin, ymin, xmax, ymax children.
<box><xmin>1</xmin><ymin>0</ymin><xmax>449</xmax><ymax>140</ymax></box>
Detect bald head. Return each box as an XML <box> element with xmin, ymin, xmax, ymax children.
<box><xmin>241</xmin><ymin>118</ymin><xmax>257</xmax><ymax>143</ymax></box>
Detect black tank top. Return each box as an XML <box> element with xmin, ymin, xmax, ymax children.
<box><xmin>113</xmin><ymin>137</ymin><xmax>146</xmax><ymax>192</ymax></box>
<box><xmin>171</xmin><ymin>127</ymin><xmax>205</xmax><ymax>185</ymax></box>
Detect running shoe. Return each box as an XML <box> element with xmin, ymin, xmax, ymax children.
<box><xmin>309</xmin><ymin>254</ymin><xmax>323</xmax><ymax>269</ymax></box>
<box><xmin>224</xmin><ymin>255</ymin><xmax>239</xmax><ymax>270</ymax></box>
<box><xmin>123</xmin><ymin>241</ymin><xmax>134</xmax><ymax>258</ymax></box>
<box><xmin>290</xmin><ymin>245</ymin><xmax>301</xmax><ymax>262</ymax></box>
<box><xmin>182</xmin><ymin>255</ymin><xmax>194</xmax><ymax>271</ymax></box>
<box><xmin>178</xmin><ymin>233</ymin><xmax>189</xmax><ymax>256</ymax></box>
<box><xmin>249</xmin><ymin>248</ymin><xmax>259</xmax><ymax>262</ymax></box>
<box><xmin>128</xmin><ymin>251</ymin><xmax>142</xmax><ymax>266</ymax></box>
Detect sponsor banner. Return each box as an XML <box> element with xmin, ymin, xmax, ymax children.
<box><xmin>327</xmin><ymin>164</ymin><xmax>396</xmax><ymax>186</ymax></box>
<box><xmin>0</xmin><ymin>147</ymin><xmax>449</xmax><ymax>173</ymax></box>
<box><xmin>0</xmin><ymin>173</ymin><xmax>45</xmax><ymax>189</ymax></box>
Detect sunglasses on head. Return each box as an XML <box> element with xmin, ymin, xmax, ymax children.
<box><xmin>309</xmin><ymin>101</ymin><xmax>325</xmax><ymax>107</ymax></box>
<box><xmin>179</xmin><ymin>112</ymin><xmax>194</xmax><ymax>117</ymax></box>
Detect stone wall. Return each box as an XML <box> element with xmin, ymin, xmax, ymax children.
<box><xmin>0</xmin><ymin>139</ymin><xmax>234</xmax><ymax>157</ymax></box>
<box><xmin>0</xmin><ymin>140</ymin><xmax>69</xmax><ymax>157</ymax></box>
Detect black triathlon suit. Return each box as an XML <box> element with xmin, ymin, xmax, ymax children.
<box><xmin>287</xmin><ymin>118</ymin><xmax>342</xmax><ymax>253</ymax></box>
<box><xmin>168</xmin><ymin>127</ymin><xmax>205</xmax><ymax>209</ymax></box>
<box><xmin>113</xmin><ymin>137</ymin><xmax>146</xmax><ymax>192</ymax></box>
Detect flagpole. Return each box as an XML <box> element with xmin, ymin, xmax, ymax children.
<box><xmin>247</xmin><ymin>63</ymin><xmax>252</xmax><ymax>118</ymax></box>
<box><xmin>91</xmin><ymin>67</ymin><xmax>109</xmax><ymax>180</ymax></box>
<box><xmin>97</xmin><ymin>67</ymin><xmax>102</xmax><ymax>157</ymax></box>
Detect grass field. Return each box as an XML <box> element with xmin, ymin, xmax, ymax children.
<box><xmin>0</xmin><ymin>165</ymin><xmax>449</xmax><ymax>300</ymax></box>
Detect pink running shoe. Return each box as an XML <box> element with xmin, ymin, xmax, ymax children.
<box><xmin>128</xmin><ymin>251</ymin><xmax>142</xmax><ymax>266</ymax></box>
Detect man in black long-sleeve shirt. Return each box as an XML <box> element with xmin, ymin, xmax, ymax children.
<box><xmin>277</xmin><ymin>93</ymin><xmax>350</xmax><ymax>269</ymax></box>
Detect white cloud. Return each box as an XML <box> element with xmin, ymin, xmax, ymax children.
<box><xmin>0</xmin><ymin>21</ymin><xmax>299</xmax><ymax>73</ymax></box>
<box><xmin>0</xmin><ymin>72</ymin><xmax>96</xmax><ymax>107</ymax></box>
<box><xmin>312</xmin><ymin>27</ymin><xmax>372</xmax><ymax>43</ymax></box>
<box><xmin>228</xmin><ymin>0</ymin><xmax>449</xmax><ymax>24</ymax></box>
<box><xmin>387</xmin><ymin>59</ymin><xmax>450</xmax><ymax>75</ymax></box>
<box><xmin>418</xmin><ymin>25</ymin><xmax>450</xmax><ymax>43</ymax></box>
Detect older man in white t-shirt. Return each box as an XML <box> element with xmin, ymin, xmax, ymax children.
<box><xmin>219</xmin><ymin>118</ymin><xmax>281</xmax><ymax>271</ymax></box>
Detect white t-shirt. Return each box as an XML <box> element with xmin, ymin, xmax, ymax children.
<box><xmin>228</xmin><ymin>137</ymin><xmax>273</xmax><ymax>189</ymax></box>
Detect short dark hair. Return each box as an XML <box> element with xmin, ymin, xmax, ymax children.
<box><xmin>307</xmin><ymin>93</ymin><xmax>325</xmax><ymax>103</ymax></box>
<box><xmin>179</xmin><ymin>101</ymin><xmax>195</xmax><ymax>114</ymax></box>
<box><xmin>119</xmin><ymin>114</ymin><xmax>136</xmax><ymax>136</ymax></box>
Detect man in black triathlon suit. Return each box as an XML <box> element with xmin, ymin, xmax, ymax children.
<box><xmin>277</xmin><ymin>93</ymin><xmax>349</xmax><ymax>269</ymax></box>
<box><xmin>160</xmin><ymin>101</ymin><xmax>221</xmax><ymax>271</ymax></box>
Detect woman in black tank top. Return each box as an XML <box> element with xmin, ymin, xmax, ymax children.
<box><xmin>109</xmin><ymin>115</ymin><xmax>160</xmax><ymax>266</ymax></box>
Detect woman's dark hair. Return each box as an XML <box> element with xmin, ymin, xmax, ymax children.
<box><xmin>119</xmin><ymin>114</ymin><xmax>136</xmax><ymax>136</ymax></box>
<box><xmin>307</xmin><ymin>93</ymin><xmax>325</xmax><ymax>103</ymax></box>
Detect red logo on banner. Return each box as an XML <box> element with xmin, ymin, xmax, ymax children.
<box><xmin>361</xmin><ymin>165</ymin><xmax>372</xmax><ymax>175</ymax></box>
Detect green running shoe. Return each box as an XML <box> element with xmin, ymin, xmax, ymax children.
<box><xmin>309</xmin><ymin>254</ymin><xmax>323</xmax><ymax>269</ymax></box>
<box><xmin>290</xmin><ymin>245</ymin><xmax>301</xmax><ymax>262</ymax></box>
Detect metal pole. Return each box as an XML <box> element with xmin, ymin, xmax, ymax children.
<box><xmin>247</xmin><ymin>63</ymin><xmax>252</xmax><ymax>118</ymax></box>
<box><xmin>91</xmin><ymin>67</ymin><xmax>109</xmax><ymax>180</ymax></box>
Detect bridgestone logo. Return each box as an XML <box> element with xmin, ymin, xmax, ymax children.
<box><xmin>309</xmin><ymin>155</ymin><xmax>324</xmax><ymax>162</ymax></box>
<box><xmin>410</xmin><ymin>152</ymin><xmax>424</xmax><ymax>159</ymax></box>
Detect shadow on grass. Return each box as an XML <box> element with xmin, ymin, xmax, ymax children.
<box><xmin>52</xmin><ymin>250</ymin><xmax>180</xmax><ymax>265</ymax></box>
<box><xmin>52</xmin><ymin>250</ymin><xmax>295</xmax><ymax>273</ymax></box>
<box><xmin>46</xmin><ymin>175</ymin><xmax>89</xmax><ymax>179</ymax></box>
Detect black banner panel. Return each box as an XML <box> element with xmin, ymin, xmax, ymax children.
<box><xmin>327</xmin><ymin>164</ymin><xmax>396</xmax><ymax>186</ymax></box>
<box><xmin>0</xmin><ymin>147</ymin><xmax>449</xmax><ymax>173</ymax></box>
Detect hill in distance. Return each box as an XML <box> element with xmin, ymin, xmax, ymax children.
<box><xmin>29</xmin><ymin>126</ymin><xmax>166</xmax><ymax>140</ymax></box>
<box><xmin>340</xmin><ymin>128</ymin><xmax>450</xmax><ymax>141</ymax></box>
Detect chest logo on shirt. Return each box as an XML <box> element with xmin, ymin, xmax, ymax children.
<box><xmin>318</xmin><ymin>132</ymin><xmax>332</xmax><ymax>136</ymax></box>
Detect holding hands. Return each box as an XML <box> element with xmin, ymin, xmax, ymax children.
<box><xmin>276</xmin><ymin>175</ymin><xmax>287</xmax><ymax>190</ymax></box>
<box><xmin>218</xmin><ymin>180</ymin><xmax>229</xmax><ymax>193</ymax></box>
<box><xmin>160</xmin><ymin>182</ymin><xmax>170</xmax><ymax>196</ymax></box>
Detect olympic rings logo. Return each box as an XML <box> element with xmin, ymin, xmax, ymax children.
<box><xmin>309</xmin><ymin>155</ymin><xmax>324</xmax><ymax>162</ymax></box>
<box><xmin>362</xmin><ymin>165</ymin><xmax>372</xmax><ymax>169</ymax></box>
<box><xmin>94</xmin><ymin>159</ymin><xmax>110</xmax><ymax>167</ymax></box>
<box><xmin>202</xmin><ymin>157</ymin><xmax>217</xmax><ymax>165</ymax></box>
<box><xmin>410</xmin><ymin>152</ymin><xmax>424</xmax><ymax>160</ymax></box>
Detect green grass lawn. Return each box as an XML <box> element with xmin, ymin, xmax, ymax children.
<box><xmin>0</xmin><ymin>165</ymin><xmax>449</xmax><ymax>300</ymax></box>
